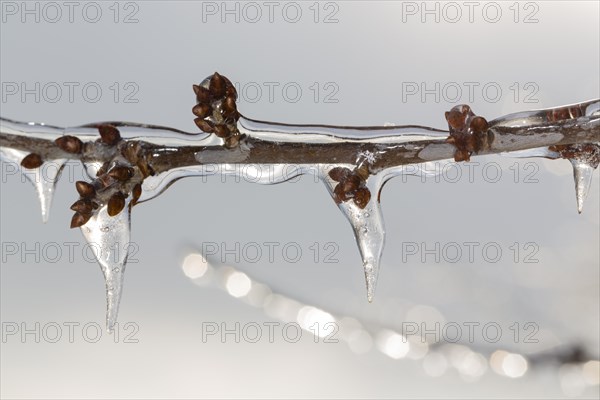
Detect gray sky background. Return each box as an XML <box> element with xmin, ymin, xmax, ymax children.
<box><xmin>1</xmin><ymin>1</ymin><xmax>599</xmax><ymax>398</ymax></box>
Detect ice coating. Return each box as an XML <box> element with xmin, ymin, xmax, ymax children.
<box><xmin>66</xmin><ymin>122</ymin><xmax>215</xmax><ymax>146</ymax></box>
<box><xmin>0</xmin><ymin>118</ymin><xmax>64</xmax><ymax>139</ymax></box>
<box><xmin>79</xmin><ymin>199</ymin><xmax>132</xmax><ymax>332</ymax></box>
<box><xmin>64</xmin><ymin>124</ymin><xmax>221</xmax><ymax>203</ymax></box>
<box><xmin>489</xmin><ymin>99</ymin><xmax>600</xmax><ymax>128</ymax></box>
<box><xmin>490</xmin><ymin>101</ymin><xmax>599</xmax><ymax>214</ymax></box>
<box><xmin>500</xmin><ymin>147</ymin><xmax>560</xmax><ymax>159</ymax></box>
<box><xmin>0</xmin><ymin>120</ymin><xmax>67</xmax><ymax>222</ymax></box>
<box><xmin>486</xmin><ymin>100</ymin><xmax>599</xmax><ymax>155</ymax></box>
<box><xmin>139</xmin><ymin>163</ymin><xmax>314</xmax><ymax>203</ymax></box>
<box><xmin>238</xmin><ymin>115</ymin><xmax>449</xmax><ymax>143</ymax></box>
<box><xmin>1</xmin><ymin>94</ymin><xmax>599</xmax><ymax>329</ymax></box>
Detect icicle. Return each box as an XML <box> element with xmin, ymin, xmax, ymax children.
<box><xmin>321</xmin><ymin>166</ymin><xmax>386</xmax><ymax>302</ymax></box>
<box><xmin>30</xmin><ymin>157</ymin><xmax>66</xmax><ymax>223</ymax></box>
<box><xmin>0</xmin><ymin>147</ymin><xmax>66</xmax><ymax>222</ymax></box>
<box><xmin>570</xmin><ymin>159</ymin><xmax>596</xmax><ymax>214</ymax></box>
<box><xmin>79</xmin><ymin>199</ymin><xmax>132</xmax><ymax>332</ymax></box>
<box><xmin>547</xmin><ymin>143</ymin><xmax>600</xmax><ymax>215</ymax></box>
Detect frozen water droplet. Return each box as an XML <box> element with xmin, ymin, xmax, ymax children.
<box><xmin>570</xmin><ymin>159</ymin><xmax>596</xmax><ymax>214</ymax></box>
<box><xmin>79</xmin><ymin>198</ymin><xmax>132</xmax><ymax>333</ymax></box>
<box><xmin>0</xmin><ymin>147</ymin><xmax>65</xmax><ymax>223</ymax></box>
<box><xmin>322</xmin><ymin>167</ymin><xmax>385</xmax><ymax>302</ymax></box>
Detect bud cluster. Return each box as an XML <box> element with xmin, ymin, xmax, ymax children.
<box><xmin>193</xmin><ymin>72</ymin><xmax>244</xmax><ymax>148</ymax></box>
<box><xmin>329</xmin><ymin>165</ymin><xmax>371</xmax><ymax>209</ymax></box>
<box><xmin>445</xmin><ymin>105</ymin><xmax>493</xmax><ymax>162</ymax></box>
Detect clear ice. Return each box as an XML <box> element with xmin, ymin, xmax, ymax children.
<box><xmin>571</xmin><ymin>158</ymin><xmax>596</xmax><ymax>214</ymax></box>
<box><xmin>0</xmin><ymin>120</ymin><xmax>66</xmax><ymax>222</ymax></box>
<box><xmin>80</xmin><ymin>199</ymin><xmax>132</xmax><ymax>332</ymax></box>
<box><xmin>1</xmin><ymin>97</ymin><xmax>599</xmax><ymax>328</ymax></box>
<box><xmin>322</xmin><ymin>169</ymin><xmax>386</xmax><ymax>302</ymax></box>
<box><xmin>494</xmin><ymin>99</ymin><xmax>600</xmax><ymax>214</ymax></box>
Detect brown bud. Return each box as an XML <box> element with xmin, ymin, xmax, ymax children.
<box><xmin>131</xmin><ymin>183</ymin><xmax>142</xmax><ymax>205</ymax></box>
<box><xmin>75</xmin><ymin>181</ymin><xmax>96</xmax><ymax>197</ymax></box>
<box><xmin>353</xmin><ymin>187</ymin><xmax>371</xmax><ymax>209</ymax></box>
<box><xmin>209</xmin><ymin>72</ymin><xmax>226</xmax><ymax>98</ymax></box>
<box><xmin>194</xmin><ymin>118</ymin><xmax>215</xmax><ymax>133</ymax></box>
<box><xmin>224</xmin><ymin>135</ymin><xmax>240</xmax><ymax>148</ymax></box>
<box><xmin>98</xmin><ymin>124</ymin><xmax>121</xmax><ymax>146</ymax></box>
<box><xmin>342</xmin><ymin>174</ymin><xmax>362</xmax><ymax>193</ymax></box>
<box><xmin>107</xmin><ymin>192</ymin><xmax>126</xmax><ymax>217</ymax></box>
<box><xmin>70</xmin><ymin>212</ymin><xmax>91</xmax><ymax>229</ymax></box>
<box><xmin>95</xmin><ymin>162</ymin><xmax>109</xmax><ymax>177</ymax></box>
<box><xmin>192</xmin><ymin>103</ymin><xmax>212</xmax><ymax>119</ymax></box>
<box><xmin>20</xmin><ymin>153</ymin><xmax>43</xmax><ymax>169</ymax></box>
<box><xmin>333</xmin><ymin>183</ymin><xmax>350</xmax><ymax>204</ymax></box>
<box><xmin>221</xmin><ymin>75</ymin><xmax>237</xmax><ymax>98</ymax></box>
<box><xmin>328</xmin><ymin>167</ymin><xmax>350</xmax><ymax>182</ymax></box>
<box><xmin>55</xmin><ymin>135</ymin><xmax>83</xmax><ymax>154</ymax></box>
<box><xmin>213</xmin><ymin>125</ymin><xmax>230</xmax><ymax>138</ymax></box>
<box><xmin>469</xmin><ymin>116</ymin><xmax>489</xmax><ymax>134</ymax></box>
<box><xmin>355</xmin><ymin>164</ymin><xmax>370</xmax><ymax>181</ymax></box>
<box><xmin>222</xmin><ymin>96</ymin><xmax>237</xmax><ymax>117</ymax></box>
<box><xmin>445</xmin><ymin>105</ymin><xmax>472</xmax><ymax>131</ymax></box>
<box><xmin>121</xmin><ymin>141</ymin><xmax>141</xmax><ymax>165</ymax></box>
<box><xmin>137</xmin><ymin>159</ymin><xmax>154</xmax><ymax>178</ymax></box>
<box><xmin>70</xmin><ymin>199</ymin><xmax>94</xmax><ymax>214</ymax></box>
<box><xmin>108</xmin><ymin>166</ymin><xmax>134</xmax><ymax>182</ymax></box>
<box><xmin>193</xmin><ymin>84</ymin><xmax>211</xmax><ymax>104</ymax></box>
<box><xmin>454</xmin><ymin>148</ymin><xmax>471</xmax><ymax>162</ymax></box>
<box><xmin>225</xmin><ymin>83</ymin><xmax>237</xmax><ymax>100</ymax></box>
<box><xmin>98</xmin><ymin>174</ymin><xmax>112</xmax><ymax>188</ymax></box>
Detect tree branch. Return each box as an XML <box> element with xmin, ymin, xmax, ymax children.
<box><xmin>0</xmin><ymin>73</ymin><xmax>598</xmax><ymax>223</ymax></box>
<box><xmin>1</xmin><ymin>72</ymin><xmax>598</xmax><ymax>331</ymax></box>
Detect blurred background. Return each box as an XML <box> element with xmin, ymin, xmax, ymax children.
<box><xmin>1</xmin><ymin>1</ymin><xmax>599</xmax><ymax>398</ymax></box>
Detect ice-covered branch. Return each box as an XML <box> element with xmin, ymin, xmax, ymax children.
<box><xmin>2</xmin><ymin>100</ymin><xmax>598</xmax><ymax>174</ymax></box>
<box><xmin>1</xmin><ymin>72</ymin><xmax>599</xmax><ymax>331</ymax></box>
